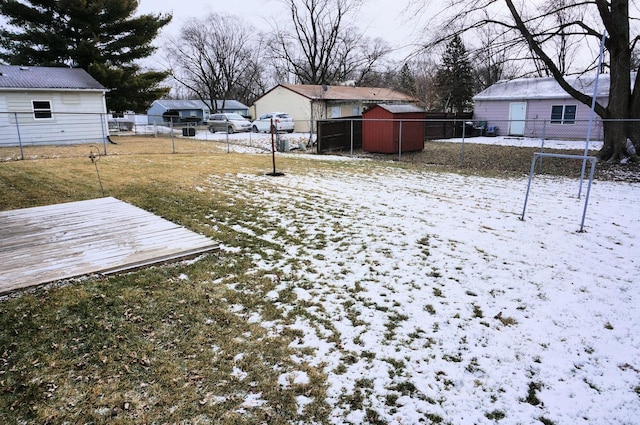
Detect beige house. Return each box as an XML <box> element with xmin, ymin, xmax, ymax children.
<box><xmin>251</xmin><ymin>84</ymin><xmax>417</xmax><ymax>132</ymax></box>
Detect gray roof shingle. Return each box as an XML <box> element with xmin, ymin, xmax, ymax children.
<box><xmin>0</xmin><ymin>65</ymin><xmax>106</xmax><ymax>90</ymax></box>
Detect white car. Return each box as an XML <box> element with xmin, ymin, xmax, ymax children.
<box><xmin>251</xmin><ymin>112</ymin><xmax>295</xmax><ymax>133</ymax></box>
<box><xmin>207</xmin><ymin>113</ymin><xmax>252</xmax><ymax>133</ymax></box>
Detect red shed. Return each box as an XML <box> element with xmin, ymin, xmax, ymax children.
<box><xmin>362</xmin><ymin>104</ymin><xmax>426</xmax><ymax>154</ymax></box>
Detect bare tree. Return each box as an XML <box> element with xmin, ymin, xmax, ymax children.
<box><xmin>411</xmin><ymin>57</ymin><xmax>440</xmax><ymax>110</ymax></box>
<box><xmin>164</xmin><ymin>13</ymin><xmax>266</xmax><ymax>111</ymax></box>
<box><xmin>268</xmin><ymin>0</ymin><xmax>387</xmax><ymax>85</ymax></box>
<box><xmin>412</xmin><ymin>0</ymin><xmax>640</xmax><ymax>162</ymax></box>
<box><xmin>471</xmin><ymin>24</ymin><xmax>517</xmax><ymax>91</ymax></box>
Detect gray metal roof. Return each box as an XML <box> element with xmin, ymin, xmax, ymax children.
<box><xmin>151</xmin><ymin>99</ymin><xmax>249</xmax><ymax>111</ymax></box>
<box><xmin>375</xmin><ymin>104</ymin><xmax>425</xmax><ymax>114</ymax></box>
<box><xmin>0</xmin><ymin>65</ymin><xmax>106</xmax><ymax>90</ymax></box>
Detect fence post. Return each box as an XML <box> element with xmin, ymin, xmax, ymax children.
<box><xmin>539</xmin><ymin>120</ymin><xmax>546</xmax><ymax>172</ymax></box>
<box><xmin>170</xmin><ymin>117</ymin><xmax>176</xmax><ymax>154</ymax></box>
<box><xmin>350</xmin><ymin>119</ymin><xmax>354</xmax><ymax>157</ymax></box>
<box><xmin>14</xmin><ymin>112</ymin><xmax>24</xmax><ymax>160</ymax></box>
<box><xmin>460</xmin><ymin>120</ymin><xmax>466</xmax><ymax>167</ymax></box>
<box><xmin>100</xmin><ymin>113</ymin><xmax>107</xmax><ymax>155</ymax></box>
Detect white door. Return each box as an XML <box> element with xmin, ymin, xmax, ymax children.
<box><xmin>508</xmin><ymin>102</ymin><xmax>526</xmax><ymax>136</ymax></box>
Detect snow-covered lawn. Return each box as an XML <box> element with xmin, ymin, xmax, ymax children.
<box><xmin>209</xmin><ymin>161</ymin><xmax>639</xmax><ymax>424</ymax></box>
<box><xmin>137</xmin><ymin>124</ymin><xmax>603</xmax><ymax>154</ymax></box>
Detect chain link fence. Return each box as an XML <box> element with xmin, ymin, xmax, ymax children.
<box><xmin>0</xmin><ymin>111</ymin><xmax>612</xmax><ymax>164</ymax></box>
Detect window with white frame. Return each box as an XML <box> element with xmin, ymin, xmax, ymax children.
<box><xmin>550</xmin><ymin>105</ymin><xmax>576</xmax><ymax>124</ymax></box>
<box><xmin>32</xmin><ymin>100</ymin><xmax>52</xmax><ymax>119</ymax></box>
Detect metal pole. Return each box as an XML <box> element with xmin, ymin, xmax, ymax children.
<box><xmin>14</xmin><ymin>112</ymin><xmax>24</xmax><ymax>160</ymax></box>
<box><xmin>539</xmin><ymin>120</ymin><xmax>546</xmax><ymax>172</ymax></box>
<box><xmin>100</xmin><ymin>113</ymin><xmax>107</xmax><ymax>155</ymax></box>
<box><xmin>521</xmin><ymin>154</ymin><xmax>538</xmax><ymax>220</ymax></box>
<box><xmin>350</xmin><ymin>119</ymin><xmax>354</xmax><ymax>157</ymax></box>
<box><xmin>579</xmin><ymin>158</ymin><xmax>597</xmax><ymax>232</ymax></box>
<box><xmin>579</xmin><ymin>29</ymin><xmax>606</xmax><ymax>198</ymax></box>
<box><xmin>460</xmin><ymin>120</ymin><xmax>465</xmax><ymax>167</ymax></box>
<box><xmin>270</xmin><ymin>118</ymin><xmax>277</xmax><ymax>174</ymax></box>
<box><xmin>226</xmin><ymin>117</ymin><xmax>230</xmax><ymax>153</ymax></box>
<box><xmin>170</xmin><ymin>117</ymin><xmax>175</xmax><ymax>153</ymax></box>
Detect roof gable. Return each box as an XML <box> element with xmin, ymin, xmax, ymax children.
<box><xmin>0</xmin><ymin>65</ymin><xmax>106</xmax><ymax>91</ymax></box>
<box><xmin>279</xmin><ymin>84</ymin><xmax>416</xmax><ymax>102</ymax></box>
<box><xmin>472</xmin><ymin>73</ymin><xmax>619</xmax><ymax>101</ymax></box>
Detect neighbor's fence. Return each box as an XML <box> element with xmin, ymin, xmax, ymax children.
<box><xmin>316</xmin><ymin>117</ymin><xmax>606</xmax><ymax>155</ymax></box>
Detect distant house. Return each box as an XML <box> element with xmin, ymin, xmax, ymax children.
<box><xmin>252</xmin><ymin>84</ymin><xmax>418</xmax><ymax>133</ymax></box>
<box><xmin>473</xmin><ymin>74</ymin><xmax>611</xmax><ymax>139</ymax></box>
<box><xmin>0</xmin><ymin>64</ymin><xmax>108</xmax><ymax>147</ymax></box>
<box><xmin>146</xmin><ymin>99</ymin><xmax>250</xmax><ymax>125</ymax></box>
<box><xmin>362</xmin><ymin>104</ymin><xmax>426</xmax><ymax>153</ymax></box>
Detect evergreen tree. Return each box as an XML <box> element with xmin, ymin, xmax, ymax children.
<box><xmin>0</xmin><ymin>0</ymin><xmax>171</xmax><ymax>112</ymax></box>
<box><xmin>397</xmin><ymin>63</ymin><xmax>417</xmax><ymax>96</ymax></box>
<box><xmin>435</xmin><ymin>35</ymin><xmax>474</xmax><ymax>113</ymax></box>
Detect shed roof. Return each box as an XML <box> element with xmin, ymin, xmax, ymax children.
<box><xmin>472</xmin><ymin>73</ymin><xmax>619</xmax><ymax>101</ymax></box>
<box><xmin>279</xmin><ymin>84</ymin><xmax>416</xmax><ymax>102</ymax></box>
<box><xmin>150</xmin><ymin>99</ymin><xmax>248</xmax><ymax>111</ymax></box>
<box><xmin>371</xmin><ymin>104</ymin><xmax>426</xmax><ymax>114</ymax></box>
<box><xmin>0</xmin><ymin>64</ymin><xmax>106</xmax><ymax>90</ymax></box>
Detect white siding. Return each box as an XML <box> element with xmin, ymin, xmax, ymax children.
<box><xmin>0</xmin><ymin>90</ymin><xmax>107</xmax><ymax>147</ymax></box>
<box><xmin>253</xmin><ymin>87</ymin><xmax>312</xmax><ymax>132</ymax></box>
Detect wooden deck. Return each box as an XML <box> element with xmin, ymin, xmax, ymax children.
<box><xmin>0</xmin><ymin>197</ymin><xmax>219</xmax><ymax>294</ymax></box>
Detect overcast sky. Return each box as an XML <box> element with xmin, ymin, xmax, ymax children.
<box><xmin>137</xmin><ymin>0</ymin><xmax>423</xmax><ymax>61</ymax></box>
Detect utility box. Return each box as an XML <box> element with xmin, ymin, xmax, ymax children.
<box><xmin>182</xmin><ymin>127</ymin><xmax>196</xmax><ymax>137</ymax></box>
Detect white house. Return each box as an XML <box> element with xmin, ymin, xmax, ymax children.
<box><xmin>252</xmin><ymin>84</ymin><xmax>418</xmax><ymax>133</ymax></box>
<box><xmin>473</xmin><ymin>73</ymin><xmax>613</xmax><ymax>140</ymax></box>
<box><xmin>0</xmin><ymin>64</ymin><xmax>108</xmax><ymax>147</ymax></box>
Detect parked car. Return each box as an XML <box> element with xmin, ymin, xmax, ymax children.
<box><xmin>207</xmin><ymin>113</ymin><xmax>251</xmax><ymax>133</ymax></box>
<box><xmin>251</xmin><ymin>112</ymin><xmax>295</xmax><ymax>133</ymax></box>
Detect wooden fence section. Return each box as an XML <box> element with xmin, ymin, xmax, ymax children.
<box><xmin>316</xmin><ymin>113</ymin><xmax>473</xmax><ymax>154</ymax></box>
<box><xmin>0</xmin><ymin>197</ymin><xmax>219</xmax><ymax>294</ymax></box>
<box><xmin>317</xmin><ymin>117</ymin><xmax>363</xmax><ymax>154</ymax></box>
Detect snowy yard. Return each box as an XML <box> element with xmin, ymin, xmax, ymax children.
<box><xmin>205</xmin><ymin>160</ymin><xmax>639</xmax><ymax>424</ymax></box>
<box><xmin>136</xmin><ymin>124</ymin><xmax>604</xmax><ymax>154</ymax></box>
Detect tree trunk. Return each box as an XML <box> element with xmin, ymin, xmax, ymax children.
<box><xmin>600</xmin><ymin>120</ymin><xmax>626</xmax><ymax>160</ymax></box>
<box><xmin>595</xmin><ymin>0</ymin><xmax>631</xmax><ymax>162</ymax></box>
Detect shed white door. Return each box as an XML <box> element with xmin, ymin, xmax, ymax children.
<box><xmin>508</xmin><ymin>102</ymin><xmax>526</xmax><ymax>136</ymax></box>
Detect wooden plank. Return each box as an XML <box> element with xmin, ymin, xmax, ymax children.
<box><xmin>0</xmin><ymin>197</ymin><xmax>219</xmax><ymax>294</ymax></box>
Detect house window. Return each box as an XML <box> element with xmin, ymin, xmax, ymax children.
<box><xmin>550</xmin><ymin>105</ymin><xmax>576</xmax><ymax>124</ymax></box>
<box><xmin>32</xmin><ymin>100</ymin><xmax>52</xmax><ymax>119</ymax></box>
